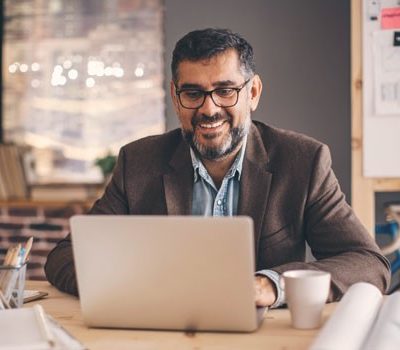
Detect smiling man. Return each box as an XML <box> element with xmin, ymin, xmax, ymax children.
<box><xmin>172</xmin><ymin>47</ymin><xmax>257</xmax><ymax>189</ymax></box>
<box><xmin>45</xmin><ymin>28</ymin><xmax>390</xmax><ymax>307</ymax></box>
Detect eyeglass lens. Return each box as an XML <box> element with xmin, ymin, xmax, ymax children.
<box><xmin>179</xmin><ymin>89</ymin><xmax>239</xmax><ymax>108</ymax></box>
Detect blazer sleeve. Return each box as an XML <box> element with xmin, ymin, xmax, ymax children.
<box><xmin>44</xmin><ymin>148</ymin><xmax>129</xmax><ymax>296</ymax></box>
<box><xmin>271</xmin><ymin>144</ymin><xmax>391</xmax><ymax>301</ymax></box>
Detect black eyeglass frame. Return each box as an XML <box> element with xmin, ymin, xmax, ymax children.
<box><xmin>175</xmin><ymin>78</ymin><xmax>251</xmax><ymax>109</ymax></box>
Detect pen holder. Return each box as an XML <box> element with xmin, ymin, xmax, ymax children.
<box><xmin>0</xmin><ymin>263</ymin><xmax>27</xmax><ymax>308</ymax></box>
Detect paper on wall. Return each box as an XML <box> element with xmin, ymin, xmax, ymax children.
<box><xmin>381</xmin><ymin>7</ymin><xmax>400</xmax><ymax>29</ymax></box>
<box><xmin>372</xmin><ymin>29</ymin><xmax>400</xmax><ymax>115</ymax></box>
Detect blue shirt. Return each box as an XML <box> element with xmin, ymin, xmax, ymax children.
<box><xmin>189</xmin><ymin>137</ymin><xmax>285</xmax><ymax>308</ymax></box>
<box><xmin>190</xmin><ymin>137</ymin><xmax>246</xmax><ymax>217</ymax></box>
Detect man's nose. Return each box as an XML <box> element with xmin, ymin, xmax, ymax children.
<box><xmin>197</xmin><ymin>94</ymin><xmax>221</xmax><ymax>116</ymax></box>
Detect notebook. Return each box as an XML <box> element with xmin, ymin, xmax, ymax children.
<box><xmin>0</xmin><ymin>307</ymin><xmax>52</xmax><ymax>350</ymax></box>
<box><xmin>0</xmin><ymin>305</ymin><xmax>85</xmax><ymax>350</ymax></box>
<box><xmin>70</xmin><ymin>215</ymin><xmax>265</xmax><ymax>332</ymax></box>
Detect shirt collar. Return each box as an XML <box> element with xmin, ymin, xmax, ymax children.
<box><xmin>190</xmin><ymin>135</ymin><xmax>248</xmax><ymax>183</ymax></box>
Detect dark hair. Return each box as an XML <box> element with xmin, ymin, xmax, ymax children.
<box><xmin>171</xmin><ymin>28</ymin><xmax>255</xmax><ymax>83</ymax></box>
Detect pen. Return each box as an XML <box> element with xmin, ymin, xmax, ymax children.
<box><xmin>0</xmin><ymin>290</ymin><xmax>11</xmax><ymax>309</ymax></box>
<box><xmin>3</xmin><ymin>245</ymin><xmax>17</xmax><ymax>266</ymax></box>
<box><xmin>18</xmin><ymin>248</ymin><xmax>25</xmax><ymax>266</ymax></box>
<box><xmin>34</xmin><ymin>304</ymin><xmax>56</xmax><ymax>348</ymax></box>
<box><xmin>0</xmin><ymin>245</ymin><xmax>20</xmax><ymax>293</ymax></box>
<box><xmin>9</xmin><ymin>244</ymin><xmax>21</xmax><ymax>267</ymax></box>
<box><xmin>22</xmin><ymin>237</ymin><xmax>33</xmax><ymax>263</ymax></box>
<box><xmin>2</xmin><ymin>246</ymin><xmax>13</xmax><ymax>265</ymax></box>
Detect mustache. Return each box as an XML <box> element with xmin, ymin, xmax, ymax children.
<box><xmin>191</xmin><ymin>113</ymin><xmax>231</xmax><ymax>128</ymax></box>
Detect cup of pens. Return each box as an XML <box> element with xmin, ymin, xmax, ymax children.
<box><xmin>0</xmin><ymin>237</ymin><xmax>33</xmax><ymax>309</ymax></box>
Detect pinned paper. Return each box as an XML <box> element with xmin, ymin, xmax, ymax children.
<box><xmin>372</xmin><ymin>30</ymin><xmax>400</xmax><ymax>115</ymax></box>
<box><xmin>381</xmin><ymin>7</ymin><xmax>400</xmax><ymax>29</ymax></box>
<box><xmin>368</xmin><ymin>0</ymin><xmax>380</xmax><ymax>20</ymax></box>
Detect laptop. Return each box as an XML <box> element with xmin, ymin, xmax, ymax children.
<box><xmin>70</xmin><ymin>215</ymin><xmax>265</xmax><ymax>332</ymax></box>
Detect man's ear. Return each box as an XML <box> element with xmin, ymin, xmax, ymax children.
<box><xmin>170</xmin><ymin>80</ymin><xmax>180</xmax><ymax>114</ymax></box>
<box><xmin>249</xmin><ymin>74</ymin><xmax>263</xmax><ymax>112</ymax></box>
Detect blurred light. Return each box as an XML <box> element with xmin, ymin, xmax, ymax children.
<box><xmin>49</xmin><ymin>0</ymin><xmax>62</xmax><ymax>14</ymax></box>
<box><xmin>8</xmin><ymin>64</ymin><xmax>18</xmax><ymax>73</ymax></box>
<box><xmin>88</xmin><ymin>60</ymin><xmax>105</xmax><ymax>76</ymax></box>
<box><xmin>86</xmin><ymin>77</ymin><xmax>95</xmax><ymax>88</ymax></box>
<box><xmin>134</xmin><ymin>66</ymin><xmax>144</xmax><ymax>77</ymax></box>
<box><xmin>20</xmin><ymin>64</ymin><xmax>29</xmax><ymax>72</ymax></box>
<box><xmin>59</xmin><ymin>76</ymin><xmax>67</xmax><ymax>86</ymax></box>
<box><xmin>51</xmin><ymin>64</ymin><xmax>66</xmax><ymax>86</ymax></box>
<box><xmin>112</xmin><ymin>62</ymin><xmax>121</xmax><ymax>67</ymax></box>
<box><xmin>104</xmin><ymin>67</ymin><xmax>113</xmax><ymax>76</ymax></box>
<box><xmin>54</xmin><ymin>65</ymin><xmax>63</xmax><ymax>74</ymax></box>
<box><xmin>31</xmin><ymin>62</ymin><xmax>40</xmax><ymax>71</ymax></box>
<box><xmin>113</xmin><ymin>67</ymin><xmax>124</xmax><ymax>78</ymax></box>
<box><xmin>68</xmin><ymin>69</ymin><xmax>78</xmax><ymax>80</ymax></box>
<box><xmin>51</xmin><ymin>74</ymin><xmax>67</xmax><ymax>86</ymax></box>
<box><xmin>31</xmin><ymin>79</ymin><xmax>40</xmax><ymax>88</ymax></box>
<box><xmin>63</xmin><ymin>60</ymin><xmax>72</xmax><ymax>69</ymax></box>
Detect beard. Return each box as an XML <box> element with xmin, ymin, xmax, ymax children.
<box><xmin>181</xmin><ymin>112</ymin><xmax>251</xmax><ymax>161</ymax></box>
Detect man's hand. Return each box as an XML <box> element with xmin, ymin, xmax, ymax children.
<box><xmin>254</xmin><ymin>275</ymin><xmax>277</xmax><ymax>307</ymax></box>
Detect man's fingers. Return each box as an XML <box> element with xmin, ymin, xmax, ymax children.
<box><xmin>254</xmin><ymin>276</ymin><xmax>277</xmax><ymax>307</ymax></box>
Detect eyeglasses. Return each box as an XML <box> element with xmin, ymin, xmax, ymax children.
<box><xmin>175</xmin><ymin>79</ymin><xmax>251</xmax><ymax>109</ymax></box>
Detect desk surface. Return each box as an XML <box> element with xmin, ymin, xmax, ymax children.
<box><xmin>26</xmin><ymin>281</ymin><xmax>336</xmax><ymax>350</ymax></box>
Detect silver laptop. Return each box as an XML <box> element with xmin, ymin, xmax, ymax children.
<box><xmin>70</xmin><ymin>215</ymin><xmax>265</xmax><ymax>332</ymax></box>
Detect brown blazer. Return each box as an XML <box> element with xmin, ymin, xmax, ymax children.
<box><xmin>45</xmin><ymin>121</ymin><xmax>391</xmax><ymax>299</ymax></box>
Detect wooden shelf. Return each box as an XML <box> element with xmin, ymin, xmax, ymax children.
<box><xmin>0</xmin><ymin>199</ymin><xmax>95</xmax><ymax>206</ymax></box>
<box><xmin>0</xmin><ymin>183</ymin><xmax>104</xmax><ymax>206</ymax></box>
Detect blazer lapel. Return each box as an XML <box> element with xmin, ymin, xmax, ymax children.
<box><xmin>162</xmin><ymin>123</ymin><xmax>273</xmax><ymax>243</ymax></box>
<box><xmin>238</xmin><ymin>124</ymin><xmax>273</xmax><ymax>254</ymax></box>
<box><xmin>163</xmin><ymin>139</ymin><xmax>193</xmax><ymax>215</ymax></box>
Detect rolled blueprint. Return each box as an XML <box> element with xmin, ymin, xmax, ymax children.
<box><xmin>310</xmin><ymin>282</ymin><xmax>382</xmax><ymax>350</ymax></box>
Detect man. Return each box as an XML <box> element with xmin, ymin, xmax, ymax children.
<box><xmin>45</xmin><ymin>28</ymin><xmax>390</xmax><ymax>307</ymax></box>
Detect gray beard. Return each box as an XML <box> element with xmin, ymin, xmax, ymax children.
<box><xmin>182</xmin><ymin>118</ymin><xmax>251</xmax><ymax>161</ymax></box>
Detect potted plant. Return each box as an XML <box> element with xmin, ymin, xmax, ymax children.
<box><xmin>95</xmin><ymin>153</ymin><xmax>117</xmax><ymax>182</ymax></box>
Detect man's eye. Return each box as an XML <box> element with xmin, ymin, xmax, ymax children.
<box><xmin>215</xmin><ymin>88</ymin><xmax>235</xmax><ymax>97</ymax></box>
<box><xmin>182</xmin><ymin>90</ymin><xmax>203</xmax><ymax>100</ymax></box>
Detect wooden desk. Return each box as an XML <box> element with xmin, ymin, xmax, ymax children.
<box><xmin>26</xmin><ymin>281</ymin><xmax>336</xmax><ymax>350</ymax></box>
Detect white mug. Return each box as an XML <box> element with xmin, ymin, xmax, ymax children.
<box><xmin>282</xmin><ymin>270</ymin><xmax>331</xmax><ymax>329</ymax></box>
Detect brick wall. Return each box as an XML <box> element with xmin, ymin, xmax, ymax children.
<box><xmin>0</xmin><ymin>202</ymin><xmax>90</xmax><ymax>280</ymax></box>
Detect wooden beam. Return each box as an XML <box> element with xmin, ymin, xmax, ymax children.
<box><xmin>351</xmin><ymin>0</ymin><xmax>375</xmax><ymax>234</ymax></box>
<box><xmin>373</xmin><ymin>179</ymin><xmax>400</xmax><ymax>192</ymax></box>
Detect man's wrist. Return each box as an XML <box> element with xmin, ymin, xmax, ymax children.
<box><xmin>255</xmin><ymin>269</ymin><xmax>285</xmax><ymax>308</ymax></box>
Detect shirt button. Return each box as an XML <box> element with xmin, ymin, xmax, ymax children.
<box><xmin>217</xmin><ymin>199</ymin><xmax>222</xmax><ymax>205</ymax></box>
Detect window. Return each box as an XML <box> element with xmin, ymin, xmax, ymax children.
<box><xmin>3</xmin><ymin>0</ymin><xmax>165</xmax><ymax>183</ymax></box>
